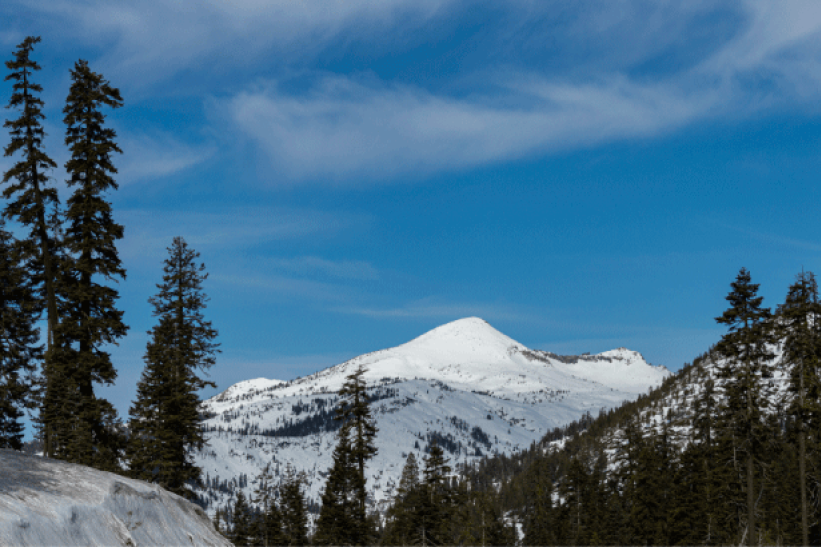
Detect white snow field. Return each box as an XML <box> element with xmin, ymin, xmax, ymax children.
<box><xmin>0</xmin><ymin>449</ymin><xmax>230</xmax><ymax>547</ymax></box>
<box><xmin>194</xmin><ymin>317</ymin><xmax>670</xmax><ymax>515</ymax></box>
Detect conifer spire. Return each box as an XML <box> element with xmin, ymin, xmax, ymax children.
<box><xmin>2</xmin><ymin>35</ymin><xmax>60</xmax><ymax>456</ymax></box>
<box><xmin>127</xmin><ymin>237</ymin><xmax>219</xmax><ymax>497</ymax></box>
<box><xmin>47</xmin><ymin>58</ymin><xmax>128</xmax><ymax>470</ymax></box>
<box><xmin>714</xmin><ymin>267</ymin><xmax>775</xmax><ymax>546</ymax></box>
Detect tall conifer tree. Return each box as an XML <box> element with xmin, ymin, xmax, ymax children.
<box><xmin>230</xmin><ymin>490</ymin><xmax>252</xmax><ymax>547</ymax></box>
<box><xmin>777</xmin><ymin>271</ymin><xmax>821</xmax><ymax>546</ymax></box>
<box><xmin>279</xmin><ymin>465</ymin><xmax>309</xmax><ymax>546</ymax></box>
<box><xmin>2</xmin><ymin>36</ymin><xmax>60</xmax><ymax>456</ymax></box>
<box><xmin>382</xmin><ymin>452</ymin><xmax>423</xmax><ymax>545</ymax></box>
<box><xmin>0</xmin><ymin>220</ymin><xmax>42</xmax><ymax>449</ymax></box>
<box><xmin>420</xmin><ymin>441</ymin><xmax>452</xmax><ymax>545</ymax></box>
<box><xmin>128</xmin><ymin>236</ymin><xmax>219</xmax><ymax>497</ymax></box>
<box><xmin>522</xmin><ymin>459</ymin><xmax>554</xmax><ymax>546</ymax></box>
<box><xmin>714</xmin><ymin>267</ymin><xmax>775</xmax><ymax>545</ymax></box>
<box><xmin>314</xmin><ymin>365</ymin><xmax>377</xmax><ymax>545</ymax></box>
<box><xmin>50</xmin><ymin>58</ymin><xmax>127</xmax><ymax>470</ymax></box>
<box><xmin>313</xmin><ymin>424</ymin><xmax>355</xmax><ymax>545</ymax></box>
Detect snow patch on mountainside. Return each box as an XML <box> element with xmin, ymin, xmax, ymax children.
<box><xmin>0</xmin><ymin>449</ymin><xmax>229</xmax><ymax>547</ymax></box>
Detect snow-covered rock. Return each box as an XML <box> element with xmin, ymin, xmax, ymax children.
<box><xmin>194</xmin><ymin>317</ymin><xmax>670</xmax><ymax>516</ymax></box>
<box><xmin>0</xmin><ymin>449</ymin><xmax>229</xmax><ymax>547</ymax></box>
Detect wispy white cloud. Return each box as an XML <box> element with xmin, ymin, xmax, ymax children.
<box><xmin>266</xmin><ymin>256</ymin><xmax>379</xmax><ymax>281</ymax></box>
<box><xmin>11</xmin><ymin>0</ymin><xmax>455</xmax><ymax>90</ymax></box>
<box><xmin>11</xmin><ymin>1</ymin><xmax>821</xmax><ymax>184</ymax></box>
<box><xmin>220</xmin><ymin>1</ymin><xmax>821</xmax><ymax>183</ymax></box>
<box><xmin>118</xmin><ymin>133</ymin><xmax>214</xmax><ymax>184</ymax></box>
<box><xmin>210</xmin><ymin>273</ymin><xmax>352</xmax><ymax>303</ymax></box>
<box><xmin>225</xmin><ymin>74</ymin><xmax>715</xmax><ymax>182</ymax></box>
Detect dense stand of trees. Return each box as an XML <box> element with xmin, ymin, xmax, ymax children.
<box><xmin>1</xmin><ymin>37</ymin><xmax>218</xmax><ymax>496</ymax></box>
<box><xmin>462</xmin><ymin>268</ymin><xmax>821</xmax><ymax>546</ymax></box>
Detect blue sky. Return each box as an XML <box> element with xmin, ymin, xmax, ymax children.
<box><xmin>4</xmin><ymin>1</ymin><xmax>821</xmax><ymax>426</ymax></box>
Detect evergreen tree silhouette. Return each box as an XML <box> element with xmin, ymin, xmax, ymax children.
<box><xmin>2</xmin><ymin>36</ymin><xmax>60</xmax><ymax>455</ymax></box>
<box><xmin>127</xmin><ymin>237</ymin><xmax>219</xmax><ymax>496</ymax></box>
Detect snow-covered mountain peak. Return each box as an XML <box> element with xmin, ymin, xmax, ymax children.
<box><xmin>388</xmin><ymin>316</ymin><xmax>527</xmax><ymax>368</ymax></box>
<box><xmin>195</xmin><ymin>318</ymin><xmax>671</xmax><ymax>518</ymax></box>
<box><xmin>401</xmin><ymin>317</ymin><xmax>525</xmax><ymax>355</ymax></box>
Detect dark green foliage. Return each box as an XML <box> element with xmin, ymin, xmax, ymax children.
<box><xmin>230</xmin><ymin>490</ymin><xmax>253</xmax><ymax>546</ymax></box>
<box><xmin>314</xmin><ymin>365</ymin><xmax>377</xmax><ymax>545</ymax></box>
<box><xmin>714</xmin><ymin>267</ymin><xmax>775</xmax><ymax>545</ymax></box>
<box><xmin>46</xmin><ymin>58</ymin><xmax>128</xmax><ymax>470</ymax></box>
<box><xmin>0</xmin><ymin>220</ymin><xmax>42</xmax><ymax>449</ymax></box>
<box><xmin>339</xmin><ymin>365</ymin><xmax>377</xmax><ymax>533</ymax></box>
<box><xmin>279</xmin><ymin>466</ymin><xmax>309</xmax><ymax>546</ymax></box>
<box><xmin>313</xmin><ymin>424</ymin><xmax>356</xmax><ymax>545</ymax></box>
<box><xmin>250</xmin><ymin>502</ymin><xmax>285</xmax><ymax>547</ymax></box>
<box><xmin>627</xmin><ymin>425</ymin><xmax>674</xmax><ymax>545</ymax></box>
<box><xmin>383</xmin><ymin>442</ymin><xmax>456</xmax><ymax>545</ymax></box>
<box><xmin>522</xmin><ymin>458</ymin><xmax>555</xmax><ymax>546</ymax></box>
<box><xmin>382</xmin><ymin>452</ymin><xmax>422</xmax><ymax>545</ymax></box>
<box><xmin>127</xmin><ymin>237</ymin><xmax>219</xmax><ymax>497</ymax></box>
<box><xmin>2</xmin><ymin>36</ymin><xmax>60</xmax><ymax>455</ymax></box>
<box><xmin>450</xmin><ymin>485</ymin><xmax>515</xmax><ymax>546</ymax></box>
<box><xmin>777</xmin><ymin>271</ymin><xmax>821</xmax><ymax>546</ymax></box>
<box><xmin>249</xmin><ymin>464</ymin><xmax>285</xmax><ymax>547</ymax></box>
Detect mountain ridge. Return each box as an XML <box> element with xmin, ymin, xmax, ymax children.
<box><xmin>194</xmin><ymin>317</ymin><xmax>670</xmax><ymax>517</ymax></box>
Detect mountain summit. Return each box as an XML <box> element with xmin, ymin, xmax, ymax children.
<box><xmin>194</xmin><ymin>317</ymin><xmax>670</xmax><ymax>516</ymax></box>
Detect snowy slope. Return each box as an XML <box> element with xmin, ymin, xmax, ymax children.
<box><xmin>193</xmin><ymin>317</ymin><xmax>669</xmax><ymax>516</ymax></box>
<box><xmin>541</xmin><ymin>343</ymin><xmax>794</xmax><ymax>484</ymax></box>
<box><xmin>542</xmin><ymin>343</ymin><xmax>792</xmax><ymax>476</ymax></box>
<box><xmin>0</xmin><ymin>449</ymin><xmax>229</xmax><ymax>547</ymax></box>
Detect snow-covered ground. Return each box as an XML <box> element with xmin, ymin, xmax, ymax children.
<box><xmin>194</xmin><ymin>317</ymin><xmax>670</xmax><ymax>515</ymax></box>
<box><xmin>0</xmin><ymin>449</ymin><xmax>229</xmax><ymax>546</ymax></box>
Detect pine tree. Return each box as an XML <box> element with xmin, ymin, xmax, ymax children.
<box><xmin>420</xmin><ymin>441</ymin><xmax>452</xmax><ymax>545</ymax></box>
<box><xmin>714</xmin><ymin>267</ymin><xmax>775</xmax><ymax>545</ymax></box>
<box><xmin>49</xmin><ymin>58</ymin><xmax>128</xmax><ymax>470</ymax></box>
<box><xmin>314</xmin><ymin>365</ymin><xmax>377</xmax><ymax>545</ymax></box>
<box><xmin>214</xmin><ymin>508</ymin><xmax>226</xmax><ymax>538</ymax></box>
<box><xmin>448</xmin><ymin>483</ymin><xmax>511</xmax><ymax>547</ymax></box>
<box><xmin>777</xmin><ymin>270</ymin><xmax>821</xmax><ymax>546</ymax></box>
<box><xmin>279</xmin><ymin>465</ymin><xmax>308</xmax><ymax>546</ymax></box>
<box><xmin>670</xmin><ymin>377</ymin><xmax>730</xmax><ymax>545</ymax></box>
<box><xmin>522</xmin><ymin>459</ymin><xmax>554</xmax><ymax>546</ymax></box>
<box><xmin>0</xmin><ymin>219</ymin><xmax>42</xmax><ymax>449</ymax></box>
<box><xmin>230</xmin><ymin>490</ymin><xmax>252</xmax><ymax>546</ymax></box>
<box><xmin>2</xmin><ymin>36</ymin><xmax>60</xmax><ymax>456</ymax></box>
<box><xmin>251</xmin><ymin>464</ymin><xmax>285</xmax><ymax>547</ymax></box>
<box><xmin>397</xmin><ymin>452</ymin><xmax>419</xmax><ymax>501</ymax></box>
<box><xmin>382</xmin><ymin>452</ymin><xmax>423</xmax><ymax>546</ymax></box>
<box><xmin>314</xmin><ymin>424</ymin><xmax>355</xmax><ymax>545</ymax></box>
<box><xmin>338</xmin><ymin>365</ymin><xmax>377</xmax><ymax>538</ymax></box>
<box><xmin>628</xmin><ymin>426</ymin><xmax>673</xmax><ymax>545</ymax></box>
<box><xmin>127</xmin><ymin>237</ymin><xmax>219</xmax><ymax>496</ymax></box>
<box><xmin>252</xmin><ymin>501</ymin><xmax>285</xmax><ymax>547</ymax></box>
<box><xmin>558</xmin><ymin>455</ymin><xmax>589</xmax><ymax>545</ymax></box>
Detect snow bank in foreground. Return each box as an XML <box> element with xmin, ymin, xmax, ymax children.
<box><xmin>0</xmin><ymin>449</ymin><xmax>230</xmax><ymax>547</ymax></box>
